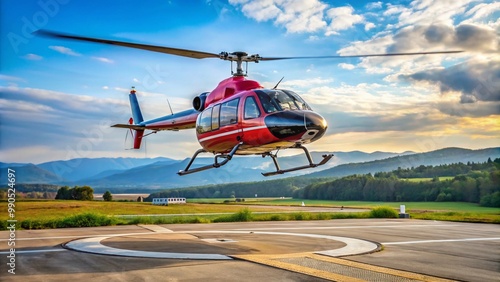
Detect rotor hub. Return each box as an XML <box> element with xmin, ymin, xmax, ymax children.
<box><xmin>218</xmin><ymin>51</ymin><xmax>262</xmax><ymax>76</ymax></box>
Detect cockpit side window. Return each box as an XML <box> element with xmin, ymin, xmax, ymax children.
<box><xmin>244</xmin><ymin>96</ymin><xmax>261</xmax><ymax>119</ymax></box>
<box><xmin>220</xmin><ymin>98</ymin><xmax>239</xmax><ymax>127</ymax></box>
<box><xmin>211</xmin><ymin>104</ymin><xmax>220</xmax><ymax>130</ymax></box>
<box><xmin>256</xmin><ymin>89</ymin><xmax>311</xmax><ymax>112</ymax></box>
<box><xmin>256</xmin><ymin>91</ymin><xmax>279</xmax><ymax>113</ymax></box>
<box><xmin>272</xmin><ymin>91</ymin><xmax>300</xmax><ymax>110</ymax></box>
<box><xmin>196</xmin><ymin>107</ymin><xmax>212</xmax><ymax>134</ymax></box>
<box><xmin>282</xmin><ymin>90</ymin><xmax>312</xmax><ymax>110</ymax></box>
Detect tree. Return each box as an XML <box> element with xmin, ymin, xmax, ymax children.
<box><xmin>55</xmin><ymin>186</ymin><xmax>71</xmax><ymax>200</ymax></box>
<box><xmin>103</xmin><ymin>190</ymin><xmax>113</xmax><ymax>201</ymax></box>
<box><xmin>55</xmin><ymin>185</ymin><xmax>94</xmax><ymax>201</ymax></box>
<box><xmin>73</xmin><ymin>186</ymin><xmax>94</xmax><ymax>200</ymax></box>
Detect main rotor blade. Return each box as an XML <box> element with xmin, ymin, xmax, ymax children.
<box><xmin>35</xmin><ymin>30</ymin><xmax>221</xmax><ymax>59</ymax></box>
<box><xmin>261</xmin><ymin>50</ymin><xmax>464</xmax><ymax>61</ymax></box>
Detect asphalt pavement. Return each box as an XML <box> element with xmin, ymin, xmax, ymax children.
<box><xmin>1</xmin><ymin>218</ymin><xmax>499</xmax><ymax>281</ymax></box>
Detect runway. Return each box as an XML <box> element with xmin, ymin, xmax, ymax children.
<box><xmin>1</xmin><ymin>219</ymin><xmax>499</xmax><ymax>281</ymax></box>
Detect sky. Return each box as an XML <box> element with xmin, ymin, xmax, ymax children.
<box><xmin>0</xmin><ymin>0</ymin><xmax>499</xmax><ymax>164</ymax></box>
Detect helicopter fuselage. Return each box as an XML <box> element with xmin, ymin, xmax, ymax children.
<box><xmin>196</xmin><ymin>88</ymin><xmax>327</xmax><ymax>155</ymax></box>
<box><xmin>130</xmin><ymin>76</ymin><xmax>328</xmax><ymax>156</ymax></box>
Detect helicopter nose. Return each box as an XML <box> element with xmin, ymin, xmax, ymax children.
<box><xmin>265</xmin><ymin>111</ymin><xmax>327</xmax><ymax>142</ymax></box>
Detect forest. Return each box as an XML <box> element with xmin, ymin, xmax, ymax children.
<box><xmin>148</xmin><ymin>159</ymin><xmax>500</xmax><ymax>207</ymax></box>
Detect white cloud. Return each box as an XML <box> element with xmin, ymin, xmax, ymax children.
<box><xmin>383</xmin><ymin>4</ymin><xmax>405</xmax><ymax>16</ymax></box>
<box><xmin>338</xmin><ymin>34</ymin><xmax>394</xmax><ymax>55</ymax></box>
<box><xmin>0</xmin><ymin>86</ymin><xmax>171</xmax><ymax>163</ymax></box>
<box><xmin>336</xmin><ymin>20</ymin><xmax>498</xmax><ymax>80</ymax></box>
<box><xmin>280</xmin><ymin>77</ymin><xmax>333</xmax><ymax>88</ymax></box>
<box><xmin>274</xmin><ymin>0</ymin><xmax>328</xmax><ymax>33</ymax></box>
<box><xmin>395</xmin><ymin>0</ymin><xmax>476</xmax><ymax>28</ymax></box>
<box><xmin>229</xmin><ymin>0</ymin><xmax>327</xmax><ymax>33</ymax></box>
<box><xmin>307</xmin><ymin>35</ymin><xmax>320</xmax><ymax>41</ymax></box>
<box><xmin>325</xmin><ymin>6</ymin><xmax>364</xmax><ymax>36</ymax></box>
<box><xmin>338</xmin><ymin>63</ymin><xmax>355</xmax><ymax>70</ymax></box>
<box><xmin>49</xmin><ymin>46</ymin><xmax>82</xmax><ymax>56</ymax></box>
<box><xmin>92</xmin><ymin>56</ymin><xmax>114</xmax><ymax>64</ymax></box>
<box><xmin>366</xmin><ymin>2</ymin><xmax>382</xmax><ymax>10</ymax></box>
<box><xmin>462</xmin><ymin>2</ymin><xmax>500</xmax><ymax>25</ymax></box>
<box><xmin>300</xmin><ymin>83</ymin><xmax>443</xmax><ymax>124</ymax></box>
<box><xmin>400</xmin><ymin>56</ymin><xmax>500</xmax><ymax>104</ymax></box>
<box><xmin>230</xmin><ymin>0</ymin><xmax>366</xmax><ymax>35</ymax></box>
<box><xmin>0</xmin><ymin>74</ymin><xmax>25</xmax><ymax>82</ymax></box>
<box><xmin>23</xmin><ymin>53</ymin><xmax>43</xmax><ymax>60</ymax></box>
<box><xmin>364</xmin><ymin>22</ymin><xmax>376</xmax><ymax>31</ymax></box>
<box><xmin>231</xmin><ymin>0</ymin><xmax>281</xmax><ymax>21</ymax></box>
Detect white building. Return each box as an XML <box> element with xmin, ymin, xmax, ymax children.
<box><xmin>152</xmin><ymin>198</ymin><xmax>186</xmax><ymax>205</ymax></box>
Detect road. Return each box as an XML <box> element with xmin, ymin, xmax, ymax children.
<box><xmin>1</xmin><ymin>219</ymin><xmax>499</xmax><ymax>281</ymax></box>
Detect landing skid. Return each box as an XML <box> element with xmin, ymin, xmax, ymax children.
<box><xmin>178</xmin><ymin>143</ymin><xmax>333</xmax><ymax>177</ymax></box>
<box><xmin>261</xmin><ymin>144</ymin><xmax>333</xmax><ymax>177</ymax></box>
<box><xmin>177</xmin><ymin>143</ymin><xmax>242</xmax><ymax>176</ymax></box>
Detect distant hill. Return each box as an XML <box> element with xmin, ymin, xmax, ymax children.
<box><xmin>305</xmin><ymin>147</ymin><xmax>500</xmax><ymax>178</ymax></box>
<box><xmin>0</xmin><ymin>162</ymin><xmax>30</xmax><ymax>168</ymax></box>
<box><xmin>0</xmin><ymin>164</ymin><xmax>63</xmax><ymax>184</ymax></box>
<box><xmin>72</xmin><ymin>150</ymin><xmax>414</xmax><ymax>189</ymax></box>
<box><xmin>37</xmin><ymin>157</ymin><xmax>175</xmax><ymax>181</ymax></box>
<box><xmin>1</xmin><ymin>147</ymin><xmax>498</xmax><ymax>189</ymax></box>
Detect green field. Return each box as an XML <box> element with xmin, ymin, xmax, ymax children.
<box><xmin>0</xmin><ymin>200</ymin><xmax>289</xmax><ymax>221</ymax></box>
<box><xmin>192</xmin><ymin>198</ymin><xmax>500</xmax><ymax>224</ymax></box>
<box><xmin>1</xmin><ymin>198</ymin><xmax>498</xmax><ymax>230</ymax></box>
<box><xmin>192</xmin><ymin>198</ymin><xmax>499</xmax><ymax>213</ymax></box>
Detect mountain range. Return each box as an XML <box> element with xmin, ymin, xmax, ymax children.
<box><xmin>1</xmin><ymin>147</ymin><xmax>498</xmax><ymax>190</ymax></box>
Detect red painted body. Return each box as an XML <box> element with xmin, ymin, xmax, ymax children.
<box><xmin>204</xmin><ymin>76</ymin><xmax>263</xmax><ymax>107</ymax></box>
<box><xmin>115</xmin><ymin>76</ymin><xmax>328</xmax><ymax>157</ymax></box>
<box><xmin>197</xmin><ymin>90</ymin><xmax>290</xmax><ymax>155</ymax></box>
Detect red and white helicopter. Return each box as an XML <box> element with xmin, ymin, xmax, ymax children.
<box><xmin>36</xmin><ymin>30</ymin><xmax>462</xmax><ymax>176</ymax></box>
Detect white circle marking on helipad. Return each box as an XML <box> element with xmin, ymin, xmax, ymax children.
<box><xmin>64</xmin><ymin>231</ymin><xmax>379</xmax><ymax>259</ymax></box>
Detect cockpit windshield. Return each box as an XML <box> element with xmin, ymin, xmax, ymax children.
<box><xmin>256</xmin><ymin>89</ymin><xmax>312</xmax><ymax>113</ymax></box>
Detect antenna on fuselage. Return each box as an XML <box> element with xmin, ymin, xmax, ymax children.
<box><xmin>272</xmin><ymin>77</ymin><xmax>285</xmax><ymax>89</ymax></box>
<box><xmin>167</xmin><ymin>99</ymin><xmax>174</xmax><ymax>115</ymax></box>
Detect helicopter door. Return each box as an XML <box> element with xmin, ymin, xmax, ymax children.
<box><xmin>240</xmin><ymin>95</ymin><xmax>265</xmax><ymax>146</ymax></box>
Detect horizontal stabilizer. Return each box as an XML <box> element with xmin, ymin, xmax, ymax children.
<box><xmin>111</xmin><ymin>124</ymin><xmax>145</xmax><ymax>130</ymax></box>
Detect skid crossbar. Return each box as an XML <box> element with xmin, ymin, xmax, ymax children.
<box><xmin>177</xmin><ymin>143</ymin><xmax>241</xmax><ymax>176</ymax></box>
<box><xmin>262</xmin><ymin>144</ymin><xmax>333</xmax><ymax>177</ymax></box>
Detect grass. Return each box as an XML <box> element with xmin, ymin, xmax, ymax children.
<box><xmin>0</xmin><ymin>198</ymin><xmax>498</xmax><ymax>230</ymax></box>
<box><xmin>18</xmin><ymin>213</ymin><xmax>122</xmax><ymax>229</ymax></box>
<box><xmin>189</xmin><ymin>197</ymin><xmax>291</xmax><ymax>203</ymax></box>
<box><xmin>0</xmin><ymin>200</ymin><xmax>287</xmax><ymax>222</ymax></box>
<box><xmin>238</xmin><ymin>199</ymin><xmax>499</xmax><ymax>213</ymax></box>
<box><xmin>410</xmin><ymin>211</ymin><xmax>500</xmax><ymax>223</ymax></box>
<box><xmin>369</xmin><ymin>206</ymin><xmax>398</xmax><ymax>218</ymax></box>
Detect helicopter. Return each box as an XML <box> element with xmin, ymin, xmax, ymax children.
<box><xmin>35</xmin><ymin>30</ymin><xmax>462</xmax><ymax>177</ymax></box>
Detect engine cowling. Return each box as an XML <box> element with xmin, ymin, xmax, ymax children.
<box><xmin>193</xmin><ymin>92</ymin><xmax>209</xmax><ymax>112</ymax></box>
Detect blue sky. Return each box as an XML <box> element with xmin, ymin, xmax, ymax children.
<box><xmin>1</xmin><ymin>0</ymin><xmax>499</xmax><ymax>164</ymax></box>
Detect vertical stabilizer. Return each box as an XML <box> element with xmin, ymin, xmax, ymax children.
<box><xmin>129</xmin><ymin>87</ymin><xmax>144</xmax><ymax>124</ymax></box>
<box><xmin>129</xmin><ymin>87</ymin><xmax>144</xmax><ymax>149</ymax></box>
